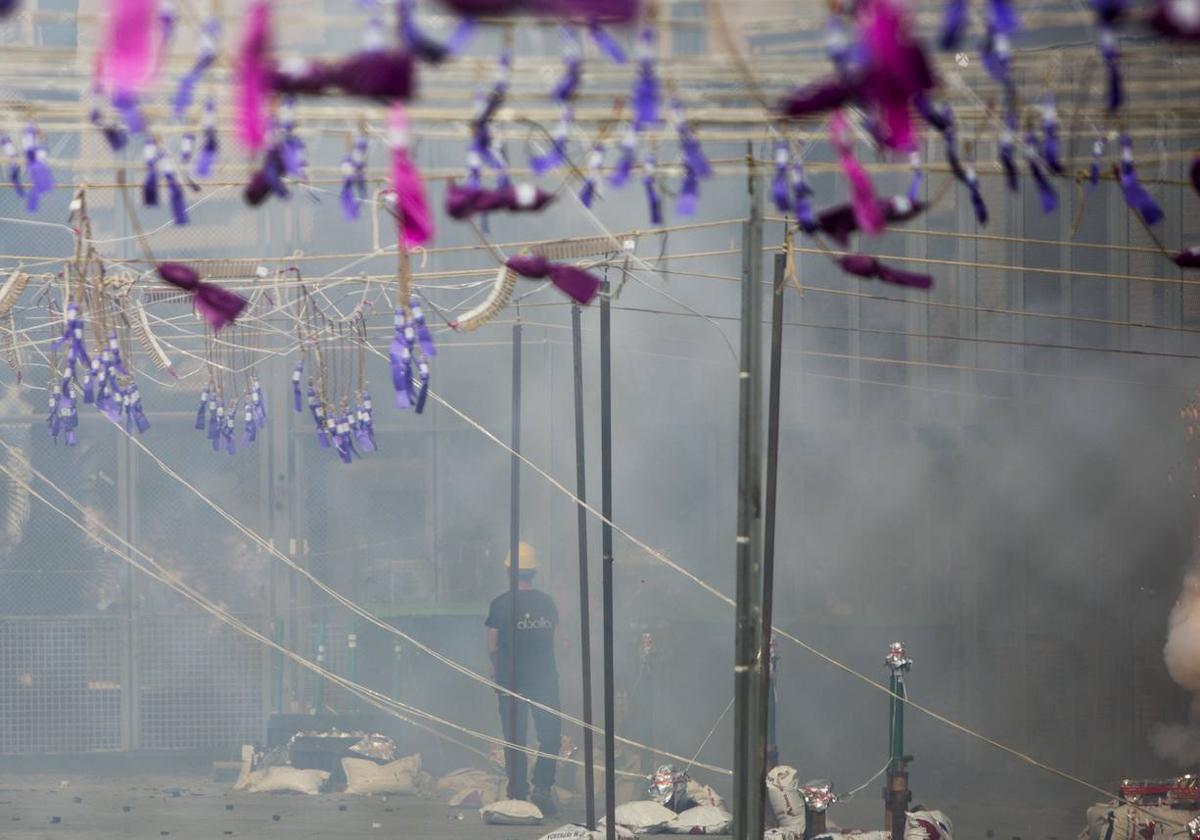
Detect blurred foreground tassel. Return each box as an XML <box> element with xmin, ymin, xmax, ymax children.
<box><xmin>505</xmin><ymin>254</ymin><xmax>601</xmax><ymax>304</ymax></box>
<box><xmin>156</xmin><ymin>263</ymin><xmax>248</xmax><ymax>330</ymax></box>
<box><xmin>839</xmin><ymin>254</ymin><xmax>933</xmax><ymax>288</ymax></box>
<box><xmin>388</xmin><ymin>104</ymin><xmax>434</xmax><ymax>247</ymax></box>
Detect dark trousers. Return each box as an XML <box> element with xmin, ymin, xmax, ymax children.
<box><xmin>497</xmin><ymin>678</ymin><xmax>561</xmax><ymax>799</ymax></box>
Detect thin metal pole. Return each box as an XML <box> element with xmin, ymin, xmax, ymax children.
<box><xmin>572</xmin><ymin>304</ymin><xmax>597</xmax><ymax>829</ymax></box>
<box><xmin>733</xmin><ymin>150</ymin><xmax>766</xmax><ymax>840</ymax></box>
<box><xmin>508</xmin><ymin>322</ymin><xmax>523</xmax><ymax>784</ymax></box>
<box><xmin>761</xmin><ymin>252</ymin><xmax>786</xmax><ymax>768</ymax></box>
<box><xmin>600</xmin><ymin>291</ymin><xmax>616</xmax><ymax>840</ymax></box>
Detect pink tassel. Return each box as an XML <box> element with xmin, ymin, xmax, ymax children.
<box><xmin>236</xmin><ymin>0</ymin><xmax>273</xmax><ymax>153</ymax></box>
<box><xmin>98</xmin><ymin>0</ymin><xmax>159</xmax><ymax>96</ymax></box>
<box><xmin>830</xmin><ymin>112</ymin><xmax>883</xmax><ymax>235</ymax></box>
<box><xmin>858</xmin><ymin>0</ymin><xmax>929</xmax><ymax>151</ymax></box>
<box><xmin>388</xmin><ymin>104</ymin><xmax>434</xmax><ymax>248</ymax></box>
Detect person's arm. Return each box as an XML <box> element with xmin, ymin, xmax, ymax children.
<box><xmin>486</xmin><ymin>627</ymin><xmax>500</xmax><ymax>680</ymax></box>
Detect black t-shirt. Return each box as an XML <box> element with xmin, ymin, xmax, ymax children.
<box><xmin>485</xmin><ymin>588</ymin><xmax>558</xmax><ymax>688</ymax></box>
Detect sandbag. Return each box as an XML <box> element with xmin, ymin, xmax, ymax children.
<box><xmin>813</xmin><ymin>833</ymin><xmax>889</xmax><ymax>840</ymax></box>
<box><xmin>664</xmin><ymin>805</ymin><xmax>733</xmax><ymax>834</ymax></box>
<box><xmin>766</xmin><ymin>765</ymin><xmax>805</xmax><ymax>829</ymax></box>
<box><xmin>764</xmin><ymin>829</ymin><xmax>801</xmax><ymax>840</ymax></box>
<box><xmin>242</xmin><ymin>766</ymin><xmax>330</xmax><ymax>795</ymax></box>
<box><xmin>609</xmin><ymin>800</ymin><xmax>677</xmax><ymax>833</ymax></box>
<box><xmin>439</xmin><ymin>767</ymin><xmax>507</xmax><ymax>808</ymax></box>
<box><xmin>905</xmin><ymin>810</ymin><xmax>954</xmax><ymax>840</ymax></box>
<box><xmin>342</xmin><ymin>754</ymin><xmax>422</xmax><ymax>796</ymax></box>
<box><xmin>537</xmin><ymin>824</ymin><xmax>637</xmax><ymax>840</ymax></box>
<box><xmin>686</xmin><ymin>779</ymin><xmax>725</xmax><ymax>809</ymax></box>
<box><xmin>481</xmin><ymin>798</ymin><xmax>545</xmax><ymax>825</ymax></box>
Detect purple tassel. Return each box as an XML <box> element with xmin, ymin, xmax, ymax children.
<box><xmin>671</xmin><ymin>97</ymin><xmax>710</xmax><ymax>179</ymax></box>
<box><xmin>142</xmin><ymin>138</ymin><xmax>161</xmax><ymax>207</ymax></box>
<box><xmin>1089</xmin><ymin>138</ymin><xmax>1105</xmax><ymax>190</ymax></box>
<box><xmin>642</xmin><ymin>154</ymin><xmax>662</xmax><ymax>225</ymax></box>
<box><xmin>777</xmin><ymin>77</ymin><xmax>854</xmax><ymax>119</ymax></box>
<box><xmin>609</xmin><ymin>126</ymin><xmax>637</xmax><ymax>188</ymax></box>
<box><xmin>906</xmin><ymin>151</ymin><xmax>923</xmax><ymax>204</ymax></box>
<box><xmin>1</xmin><ymin>0</ymin><xmax>20</xmax><ymax>20</ymax></box>
<box><xmin>89</xmin><ymin>105</ymin><xmax>128</xmax><ymax>152</ymax></box>
<box><xmin>410</xmin><ymin>298</ymin><xmax>436</xmax><ymax>356</ymax></box>
<box><xmin>588</xmin><ymin>21</ymin><xmax>626</xmax><ymax>63</ymax></box>
<box><xmin>552</xmin><ymin>27</ymin><xmax>583</xmax><ymax>102</ymax></box>
<box><xmin>965</xmin><ymin>157</ymin><xmax>989</xmax><ymax>226</ymax></box>
<box><xmin>195</xmin><ymin>385</ymin><xmax>209</xmax><ymax>430</ymax></box>
<box><xmin>278</xmin><ymin>98</ymin><xmax>308</xmax><ymax>180</ymax></box>
<box><xmin>988</xmin><ymin>0</ymin><xmax>1020</xmax><ymax>34</ymax></box>
<box><xmin>771</xmin><ymin>139</ymin><xmax>790</xmax><ymax>213</ymax></box>
<box><xmin>398</xmin><ymin>0</ymin><xmax>473</xmax><ymax>63</ymax></box>
<box><xmin>2</xmin><ymin>134</ymin><xmax>22</xmax><ymax>197</ymax></box>
<box><xmin>355</xmin><ymin>392</ymin><xmax>376</xmax><ymax>452</ymax></box>
<box><xmin>391</xmin><ymin>309</ymin><xmax>414</xmax><ymax>409</ymax></box>
<box><xmin>505</xmin><ymin>255</ymin><xmax>601</xmax><ymax>304</ymax></box>
<box><xmin>252</xmin><ymin>376</ymin><xmax>266</xmax><ymax>427</ymax></box>
<box><xmin>445</xmin><ymin>181</ymin><xmax>555</xmax><ymax>220</ymax></box>
<box><xmin>156</xmin><ymin>262</ymin><xmax>248</xmax><ymax>330</ymax></box>
<box><xmin>839</xmin><ymin>254</ymin><xmax>933</xmax><ymax>289</ymax></box>
<box><xmin>791</xmin><ymin>161</ymin><xmax>817</xmax><ymax>234</ymax></box>
<box><xmin>22</xmin><ymin>126</ymin><xmax>53</xmax><ymax>213</ymax></box>
<box><xmin>677</xmin><ymin>166</ymin><xmax>699</xmax><ymax>218</ymax></box>
<box><xmin>173</xmin><ymin>18</ymin><xmax>219</xmax><ymax>119</ymax></box>
<box><xmin>531</xmin><ymin>106</ymin><xmax>572</xmax><ymax>176</ymax></box>
<box><xmin>333</xmin><ymin>413</ymin><xmax>353</xmax><ymax>463</ymax></box>
<box><xmin>339</xmin><ymin>132</ymin><xmax>366</xmax><ymax>219</ymax></box>
<box><xmin>179</xmin><ymin>132</ymin><xmax>195</xmax><ymax>168</ymax></box>
<box><xmin>1151</xmin><ymin>0</ymin><xmax>1200</xmax><ymax>38</ymax></box>
<box><xmin>291</xmin><ymin>363</ymin><xmax>303</xmax><ymax>412</ymax></box>
<box><xmin>1174</xmin><ymin>247</ymin><xmax>1200</xmax><ymax>269</ymax></box>
<box><xmin>580</xmin><ymin>144</ymin><xmax>604</xmax><ymax>207</ymax></box>
<box><xmin>1024</xmin><ymin>132</ymin><xmax>1058</xmax><ymax>213</ymax></box>
<box><xmin>307</xmin><ymin>384</ymin><xmax>330</xmax><ymax>447</ymax></box>
<box><xmin>242</xmin><ymin>402</ymin><xmax>257</xmax><ymax>444</ymax></box>
<box><xmin>245</xmin><ymin>145</ymin><xmax>289</xmax><ymax>206</ymax></box>
<box><xmin>981</xmin><ymin>27</ymin><xmax>1018</xmax><ymax>132</ymax></box>
<box><xmin>414</xmin><ymin>361</ymin><xmax>430</xmax><ymax>414</ymax></box>
<box><xmin>825</xmin><ymin>14</ymin><xmax>853</xmax><ymax>79</ymax></box>
<box><xmin>195</xmin><ymin>98</ymin><xmax>218</xmax><ymax>178</ymax></box>
<box><xmin>209</xmin><ymin>399</ymin><xmax>223</xmax><ymax>448</ymax></box>
<box><xmin>163</xmin><ymin>160</ymin><xmax>188</xmax><ymax>225</ymax></box>
<box><xmin>1097</xmin><ymin>24</ymin><xmax>1122</xmax><ymax>112</ymax></box>
<box><xmin>111</xmin><ymin>91</ymin><xmax>145</xmax><ymax>136</ymax></box>
<box><xmin>1040</xmin><ymin>94</ymin><xmax>1064</xmax><ymax>175</ymax></box>
<box><xmin>939</xmin><ymin>0</ymin><xmax>968</xmax><ymax>50</ymax></box>
<box><xmin>127</xmin><ymin>385</ymin><xmax>149</xmax><ymax>434</ymax></box>
<box><xmin>1117</xmin><ymin>134</ymin><xmax>1164</xmax><ymax>225</ymax></box>
<box><xmin>632</xmin><ymin>26</ymin><xmax>660</xmax><ymax>128</ymax></box>
<box><xmin>1000</xmin><ymin>128</ymin><xmax>1018</xmax><ymax>192</ymax></box>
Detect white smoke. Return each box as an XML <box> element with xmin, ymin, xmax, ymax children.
<box><xmin>1153</xmin><ymin>573</ymin><xmax>1200</xmax><ymax>765</ymax></box>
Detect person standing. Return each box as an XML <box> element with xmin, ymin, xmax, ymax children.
<box><xmin>485</xmin><ymin>542</ymin><xmax>562</xmax><ymax>814</ymax></box>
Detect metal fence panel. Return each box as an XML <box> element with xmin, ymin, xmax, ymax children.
<box><xmin>0</xmin><ymin>617</ymin><xmax>123</xmax><ymax>754</ymax></box>
<box><xmin>137</xmin><ymin>615</ymin><xmax>265</xmax><ymax>750</ymax></box>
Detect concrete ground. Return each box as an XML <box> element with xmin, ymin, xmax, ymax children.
<box><xmin>0</xmin><ymin>769</ymin><xmax>1087</xmax><ymax>840</ymax></box>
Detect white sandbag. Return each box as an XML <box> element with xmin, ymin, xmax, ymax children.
<box><xmin>233</xmin><ymin>744</ymin><xmax>256</xmax><ymax>792</ymax></box>
<box><xmin>608</xmin><ymin>800</ymin><xmax>677</xmax><ymax>833</ymax></box>
<box><xmin>242</xmin><ymin>766</ymin><xmax>330</xmax><ymax>795</ymax></box>
<box><xmin>439</xmin><ymin>767</ymin><xmax>506</xmax><ymax>808</ymax></box>
<box><xmin>764</xmin><ymin>829</ymin><xmax>801</xmax><ymax>840</ymax></box>
<box><xmin>766</xmin><ymin>765</ymin><xmax>805</xmax><ymax>829</ymax></box>
<box><xmin>664</xmin><ymin>805</ymin><xmax>733</xmax><ymax>834</ymax></box>
<box><xmin>537</xmin><ymin>824</ymin><xmax>637</xmax><ymax>840</ymax></box>
<box><xmin>481</xmin><ymin>798</ymin><xmax>545</xmax><ymax>825</ymax></box>
<box><xmin>905</xmin><ymin>810</ymin><xmax>953</xmax><ymax>840</ymax></box>
<box><xmin>342</xmin><ymin>754</ymin><xmax>422</xmax><ymax>795</ymax></box>
<box><xmin>686</xmin><ymin>779</ymin><xmax>725</xmax><ymax>809</ymax></box>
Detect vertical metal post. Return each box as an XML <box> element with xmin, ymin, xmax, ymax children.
<box><xmin>118</xmin><ymin>429</ymin><xmax>140</xmax><ymax>750</ymax></box>
<box><xmin>508</xmin><ymin>323</ymin><xmax>523</xmax><ymax>774</ymax></box>
<box><xmin>733</xmin><ymin>151</ymin><xmax>766</xmax><ymax>840</ymax></box>
<box><xmin>600</xmin><ymin>290</ymin><xmax>616</xmax><ymax>840</ymax></box>
<box><xmin>271</xmin><ymin>617</ymin><xmax>284</xmax><ymax>714</ymax></box>
<box><xmin>884</xmin><ymin>643</ymin><xmax>912</xmax><ymax>840</ymax></box>
<box><xmin>761</xmin><ymin>252</ymin><xmax>786</xmax><ymax>768</ymax></box>
<box><xmin>313</xmin><ymin>622</ymin><xmax>326</xmax><ymax>714</ymax></box>
<box><xmin>572</xmin><ymin>305</ymin><xmax>597</xmax><ymax>829</ymax></box>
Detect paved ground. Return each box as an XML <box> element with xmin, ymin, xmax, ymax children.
<box><xmin>0</xmin><ymin>769</ymin><xmax>1088</xmax><ymax>839</ymax></box>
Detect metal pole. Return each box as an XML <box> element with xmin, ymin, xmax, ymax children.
<box><xmin>572</xmin><ymin>304</ymin><xmax>597</xmax><ymax>829</ymax></box>
<box><xmin>600</xmin><ymin>290</ymin><xmax>616</xmax><ymax>840</ymax></box>
<box><xmin>884</xmin><ymin>643</ymin><xmax>912</xmax><ymax>840</ymax></box>
<box><xmin>733</xmin><ymin>150</ymin><xmax>766</xmax><ymax>840</ymax></box>
<box><xmin>508</xmin><ymin>323</ymin><xmax>523</xmax><ymax>784</ymax></box>
<box><xmin>761</xmin><ymin>252</ymin><xmax>786</xmax><ymax>769</ymax></box>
